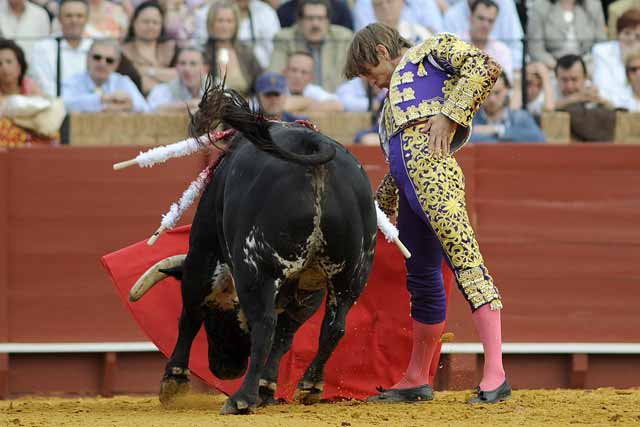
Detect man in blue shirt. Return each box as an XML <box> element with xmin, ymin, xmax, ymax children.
<box><xmin>63</xmin><ymin>39</ymin><xmax>150</xmax><ymax>113</ymax></box>
<box><xmin>471</xmin><ymin>71</ymin><xmax>546</xmax><ymax>143</ymax></box>
<box><xmin>255</xmin><ymin>71</ymin><xmax>306</xmax><ymax>122</ymax></box>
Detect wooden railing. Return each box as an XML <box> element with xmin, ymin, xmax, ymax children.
<box><xmin>68</xmin><ymin>111</ymin><xmax>640</xmax><ymax>146</ymax></box>
<box><xmin>69</xmin><ymin>112</ymin><xmax>374</xmax><ymax>147</ymax></box>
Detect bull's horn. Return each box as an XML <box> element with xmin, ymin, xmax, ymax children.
<box><xmin>129</xmin><ymin>254</ymin><xmax>187</xmax><ymax>302</ymax></box>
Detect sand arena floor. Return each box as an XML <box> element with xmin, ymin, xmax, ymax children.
<box><xmin>2</xmin><ymin>388</ymin><xmax>640</xmax><ymax>427</ymax></box>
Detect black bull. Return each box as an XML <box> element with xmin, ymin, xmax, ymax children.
<box><xmin>130</xmin><ymin>88</ymin><xmax>377</xmax><ymax>414</ymax></box>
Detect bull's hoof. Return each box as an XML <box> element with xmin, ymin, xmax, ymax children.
<box><xmin>294</xmin><ymin>386</ymin><xmax>322</xmax><ymax>405</ymax></box>
<box><xmin>159</xmin><ymin>377</ymin><xmax>191</xmax><ymax>407</ymax></box>
<box><xmin>220</xmin><ymin>397</ymin><xmax>256</xmax><ymax>415</ymax></box>
<box><xmin>258</xmin><ymin>385</ymin><xmax>284</xmax><ymax>407</ymax></box>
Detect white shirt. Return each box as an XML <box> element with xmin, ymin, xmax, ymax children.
<box><xmin>0</xmin><ymin>0</ymin><xmax>51</xmax><ymax>59</ymax></box>
<box><xmin>28</xmin><ymin>37</ymin><xmax>92</xmax><ymax>97</ymax></box>
<box><xmin>353</xmin><ymin>0</ymin><xmax>444</xmax><ymax>34</ymax></box>
<box><xmin>237</xmin><ymin>0</ymin><xmax>281</xmax><ymax>69</ymax></box>
<box><xmin>592</xmin><ymin>40</ymin><xmax>633</xmax><ymax>109</ymax></box>
<box><xmin>397</xmin><ymin>20</ymin><xmax>432</xmax><ymax>45</ymax></box>
<box><xmin>301</xmin><ymin>83</ymin><xmax>339</xmax><ymax>102</ymax></box>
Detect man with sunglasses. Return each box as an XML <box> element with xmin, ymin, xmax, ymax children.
<box><xmin>63</xmin><ymin>39</ymin><xmax>149</xmax><ymax>112</ymax></box>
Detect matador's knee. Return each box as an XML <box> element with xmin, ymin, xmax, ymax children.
<box><xmin>455</xmin><ymin>265</ymin><xmax>503</xmax><ymax>311</ymax></box>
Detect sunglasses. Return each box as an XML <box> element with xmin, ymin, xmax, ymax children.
<box><xmin>92</xmin><ymin>54</ymin><xmax>116</xmax><ymax>65</ymax></box>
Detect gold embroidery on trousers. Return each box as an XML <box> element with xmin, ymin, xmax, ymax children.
<box><xmin>400</xmin><ymin>123</ymin><xmax>502</xmax><ymax>310</ymax></box>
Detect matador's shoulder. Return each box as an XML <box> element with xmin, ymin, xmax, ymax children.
<box><xmin>396</xmin><ymin>33</ymin><xmax>467</xmax><ymax>69</ymax></box>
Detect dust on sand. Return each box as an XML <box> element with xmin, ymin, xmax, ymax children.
<box><xmin>2</xmin><ymin>388</ymin><xmax>640</xmax><ymax>427</ymax></box>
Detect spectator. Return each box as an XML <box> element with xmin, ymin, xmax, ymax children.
<box><xmin>471</xmin><ymin>72</ymin><xmax>545</xmax><ymax>143</ymax></box>
<box><xmin>278</xmin><ymin>0</ymin><xmax>353</xmax><ymax>30</ymax></box>
<box><xmin>51</xmin><ymin>0</ymin><xmax>130</xmax><ymax>38</ymax></box>
<box><xmin>0</xmin><ymin>38</ymin><xmax>56</xmax><ymax>146</ymax></box>
<box><xmin>29</xmin><ymin>0</ymin><xmax>92</xmax><ymax>97</ymax></box>
<box><xmin>555</xmin><ymin>54</ymin><xmax>616</xmax><ymax>141</ymax></box>
<box><xmin>607</xmin><ymin>0</ymin><xmax>640</xmax><ymax>39</ymax></box>
<box><xmin>162</xmin><ymin>0</ymin><xmax>198</xmax><ymax>42</ymax></box>
<box><xmin>443</xmin><ymin>0</ymin><xmax>523</xmax><ymax>67</ymax></box>
<box><xmin>592</xmin><ymin>8</ymin><xmax>640</xmax><ymax>108</ymax></box>
<box><xmin>147</xmin><ymin>47</ymin><xmax>208</xmax><ymax>111</ymax></box>
<box><xmin>461</xmin><ymin>0</ymin><xmax>513</xmax><ymax>82</ymax></box>
<box><xmin>555</xmin><ymin>54</ymin><xmax>609</xmax><ymax>109</ymax></box>
<box><xmin>203</xmin><ymin>0</ymin><xmax>262</xmax><ymax>97</ymax></box>
<box><xmin>255</xmin><ymin>70</ymin><xmax>304</xmax><ymax>120</ymax></box>
<box><xmin>63</xmin><ymin>39</ymin><xmax>149</xmax><ymax>112</ymax></box>
<box><xmin>233</xmin><ymin>0</ymin><xmax>281</xmax><ymax>68</ymax></box>
<box><xmin>270</xmin><ymin>0</ymin><xmax>353</xmax><ymax>92</ymax></box>
<box><xmin>527</xmin><ymin>0</ymin><xmax>605</xmax><ymax>70</ymax></box>
<box><xmin>0</xmin><ymin>0</ymin><xmax>51</xmax><ymax>59</ymax></box>
<box><xmin>618</xmin><ymin>49</ymin><xmax>640</xmax><ymax>110</ymax></box>
<box><xmin>122</xmin><ymin>1</ymin><xmax>178</xmax><ymax>95</ymax></box>
<box><xmin>524</xmin><ymin>62</ymin><xmax>555</xmax><ymax>124</ymax></box>
<box><xmin>282</xmin><ymin>51</ymin><xmax>342</xmax><ymax>112</ymax></box>
<box><xmin>84</xmin><ymin>0</ymin><xmax>130</xmax><ymax>38</ymax></box>
<box><xmin>372</xmin><ymin>0</ymin><xmax>431</xmax><ymax>44</ymax></box>
<box><xmin>352</xmin><ymin>0</ymin><xmax>444</xmax><ymax>34</ymax></box>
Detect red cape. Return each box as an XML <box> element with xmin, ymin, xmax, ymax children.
<box><xmin>101</xmin><ymin>225</ymin><xmax>452</xmax><ymax>400</ymax></box>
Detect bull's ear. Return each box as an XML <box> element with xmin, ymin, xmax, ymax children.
<box><xmin>159</xmin><ymin>265</ymin><xmax>184</xmax><ymax>281</ymax></box>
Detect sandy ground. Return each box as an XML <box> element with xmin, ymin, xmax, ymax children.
<box><xmin>2</xmin><ymin>389</ymin><xmax>640</xmax><ymax>427</ymax></box>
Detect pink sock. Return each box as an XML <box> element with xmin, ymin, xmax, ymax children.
<box><xmin>472</xmin><ymin>304</ymin><xmax>506</xmax><ymax>391</ymax></box>
<box><xmin>393</xmin><ymin>320</ymin><xmax>445</xmax><ymax>389</ymax></box>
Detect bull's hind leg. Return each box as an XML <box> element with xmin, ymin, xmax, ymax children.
<box><xmin>259</xmin><ymin>289</ymin><xmax>325</xmax><ymax>406</ymax></box>
<box><xmin>295</xmin><ymin>286</ymin><xmax>357</xmax><ymax>405</ymax></box>
<box><xmin>160</xmin><ymin>252</ymin><xmax>213</xmax><ymax>406</ymax></box>
<box><xmin>220</xmin><ymin>270</ymin><xmax>278</xmax><ymax>415</ymax></box>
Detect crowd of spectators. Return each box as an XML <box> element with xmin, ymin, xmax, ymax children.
<box><xmin>2</xmin><ymin>0</ymin><xmax>640</xmax><ymax>146</ymax></box>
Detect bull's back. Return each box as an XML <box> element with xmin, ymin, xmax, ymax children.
<box><xmin>219</xmin><ymin>126</ymin><xmax>375</xmax><ymax>263</ymax></box>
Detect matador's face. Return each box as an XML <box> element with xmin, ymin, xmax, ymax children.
<box><xmin>361</xmin><ymin>45</ymin><xmax>397</xmax><ymax>90</ymax></box>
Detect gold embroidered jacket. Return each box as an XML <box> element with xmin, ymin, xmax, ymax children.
<box><xmin>381</xmin><ymin>32</ymin><xmax>502</xmax><ymax>152</ymax></box>
<box><xmin>375</xmin><ymin>33</ymin><xmax>501</xmax><ymax>217</ymax></box>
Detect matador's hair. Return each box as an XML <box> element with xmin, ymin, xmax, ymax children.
<box><xmin>343</xmin><ymin>23</ymin><xmax>412</xmax><ymax>80</ymax></box>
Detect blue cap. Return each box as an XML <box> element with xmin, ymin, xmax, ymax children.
<box><xmin>255</xmin><ymin>71</ymin><xmax>287</xmax><ymax>95</ymax></box>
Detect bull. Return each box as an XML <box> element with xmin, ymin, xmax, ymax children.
<box><xmin>129</xmin><ymin>84</ymin><xmax>377</xmax><ymax>414</ymax></box>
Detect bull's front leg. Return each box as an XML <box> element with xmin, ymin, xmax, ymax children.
<box><xmin>220</xmin><ymin>271</ymin><xmax>278</xmax><ymax>415</ymax></box>
<box><xmin>160</xmin><ymin>252</ymin><xmax>212</xmax><ymax>406</ymax></box>
<box><xmin>160</xmin><ymin>308</ymin><xmax>204</xmax><ymax>405</ymax></box>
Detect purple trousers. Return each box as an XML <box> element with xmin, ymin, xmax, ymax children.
<box><xmin>387</xmin><ymin>124</ymin><xmax>502</xmax><ymax>324</ymax></box>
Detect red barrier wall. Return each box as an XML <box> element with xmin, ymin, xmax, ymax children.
<box><xmin>1</xmin><ymin>144</ymin><xmax>640</xmax><ymax>397</ymax></box>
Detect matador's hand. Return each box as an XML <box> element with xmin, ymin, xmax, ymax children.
<box><xmin>421</xmin><ymin>114</ymin><xmax>457</xmax><ymax>158</ymax></box>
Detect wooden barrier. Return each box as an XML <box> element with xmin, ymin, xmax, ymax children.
<box><xmin>1</xmin><ymin>144</ymin><xmax>640</xmax><ymax>397</ymax></box>
<box><xmin>69</xmin><ymin>113</ymin><xmax>191</xmax><ymax>146</ymax></box>
<box><xmin>540</xmin><ymin>111</ymin><xmax>571</xmax><ymax>144</ymax></box>
<box><xmin>69</xmin><ymin>112</ymin><xmax>373</xmax><ymax>147</ymax></box>
<box><xmin>614</xmin><ymin>111</ymin><xmax>640</xmax><ymax>144</ymax></box>
<box><xmin>69</xmin><ymin>111</ymin><xmax>640</xmax><ymax>147</ymax></box>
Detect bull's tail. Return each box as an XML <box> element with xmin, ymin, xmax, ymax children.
<box><xmin>190</xmin><ymin>77</ymin><xmax>336</xmax><ymax>166</ymax></box>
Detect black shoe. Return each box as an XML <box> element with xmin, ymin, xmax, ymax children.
<box><xmin>367</xmin><ymin>384</ymin><xmax>433</xmax><ymax>403</ymax></box>
<box><xmin>468</xmin><ymin>380</ymin><xmax>511</xmax><ymax>404</ymax></box>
